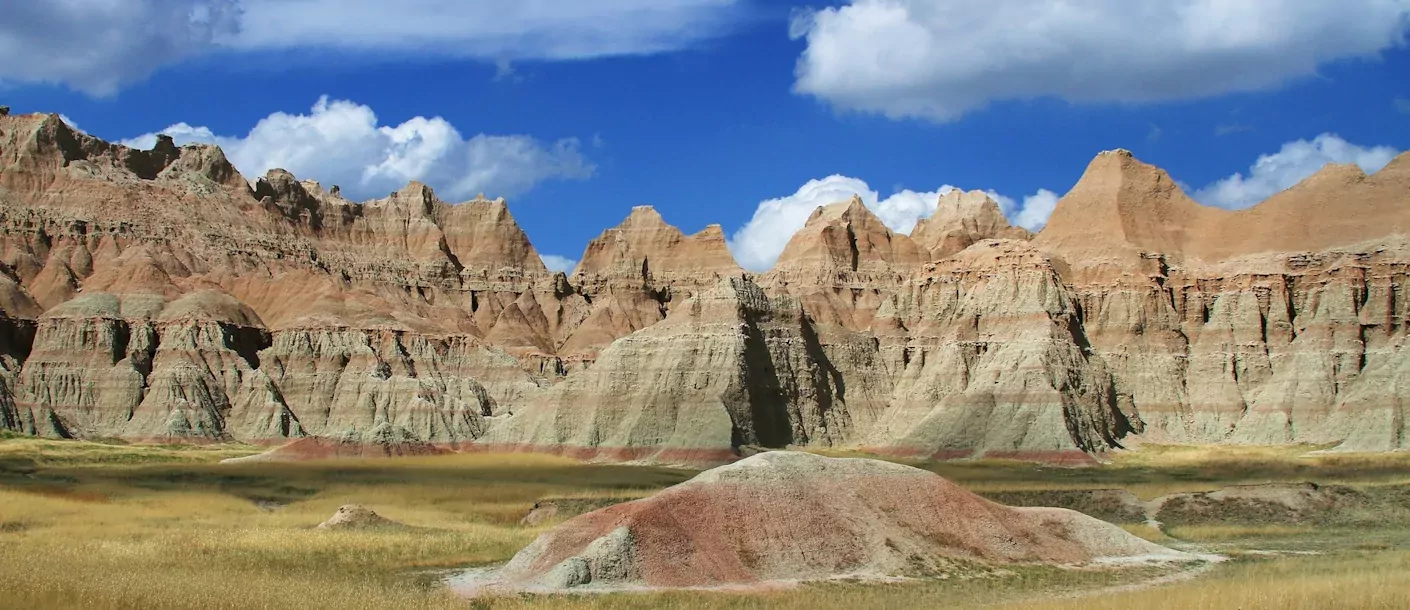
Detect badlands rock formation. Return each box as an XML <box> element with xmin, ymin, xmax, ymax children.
<box><xmin>911</xmin><ymin>189</ymin><xmax>1032</xmax><ymax>258</ymax></box>
<box><xmin>454</xmin><ymin>452</ymin><xmax>1188</xmax><ymax>593</ymax></box>
<box><xmin>0</xmin><ymin>110</ymin><xmax>1407</xmax><ymax>461</ymax></box>
<box><xmin>1036</xmin><ymin>150</ymin><xmax>1410</xmax><ymax>449</ymax></box>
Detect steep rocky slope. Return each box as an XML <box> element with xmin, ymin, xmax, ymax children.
<box><xmin>1036</xmin><ymin>150</ymin><xmax>1410</xmax><ymax>450</ymax></box>
<box><xmin>1</xmin><ymin>110</ymin><xmax>1406</xmax><ymax>460</ymax></box>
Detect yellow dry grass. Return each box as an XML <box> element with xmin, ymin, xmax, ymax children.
<box><xmin>1118</xmin><ymin>523</ymin><xmax>1170</xmax><ymax>543</ymax></box>
<box><xmin>1164</xmin><ymin>524</ymin><xmax>1317</xmax><ymax>541</ymax></box>
<box><xmin>1003</xmin><ymin>551</ymin><xmax>1410</xmax><ymax>610</ymax></box>
<box><xmin>0</xmin><ymin>434</ymin><xmax>258</xmax><ymax>465</ymax></box>
<box><xmin>3</xmin><ymin>438</ymin><xmax>1410</xmax><ymax>609</ymax></box>
<box><xmin>910</xmin><ymin>444</ymin><xmax>1410</xmax><ymax>500</ymax></box>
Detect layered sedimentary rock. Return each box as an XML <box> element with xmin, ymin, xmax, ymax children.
<box><xmin>0</xmin><ymin>112</ymin><xmax>543</xmax><ymax>443</ymax></box>
<box><xmin>1036</xmin><ymin>150</ymin><xmax>1410</xmax><ymax>451</ymax></box>
<box><xmin>555</xmin><ymin>206</ymin><xmax>741</xmax><ymax>362</ymax></box>
<box><xmin>1</xmin><ymin>109</ymin><xmax>1407</xmax><ymax>461</ymax></box>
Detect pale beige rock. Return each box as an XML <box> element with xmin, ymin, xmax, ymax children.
<box><xmin>1035</xmin><ymin>149</ymin><xmax>1410</xmax><ymax>450</ymax></box>
<box><xmin>911</xmin><ymin>190</ymin><xmax>1032</xmax><ymax>259</ymax></box>
<box><xmin>867</xmin><ymin>240</ymin><xmax>1131</xmax><ymax>461</ymax></box>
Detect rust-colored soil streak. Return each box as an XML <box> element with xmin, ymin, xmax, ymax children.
<box><xmin>452</xmin><ymin>452</ymin><xmax>1194</xmax><ymax>595</ymax></box>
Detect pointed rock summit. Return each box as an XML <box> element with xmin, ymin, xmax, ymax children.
<box><xmin>574</xmin><ymin>206</ymin><xmax>740</xmax><ymax>287</ymax></box>
<box><xmin>1038</xmin><ymin>149</ymin><xmax>1410</xmax><ymax>266</ymax></box>
<box><xmin>911</xmin><ymin>189</ymin><xmax>1031</xmax><ymax>258</ymax></box>
<box><xmin>436</xmin><ymin>195</ymin><xmax>549</xmax><ymax>279</ymax></box>
<box><xmin>1035</xmin><ymin>149</ymin><xmax>1209</xmax><ymax>267</ymax></box>
<box><xmin>773</xmin><ymin>196</ymin><xmax>923</xmax><ymax>275</ymax></box>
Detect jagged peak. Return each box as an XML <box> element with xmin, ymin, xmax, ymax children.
<box><xmin>576</xmin><ymin>205</ymin><xmax>740</xmax><ymax>280</ymax></box>
<box><xmin>1300</xmin><ymin>162</ymin><xmax>1368</xmax><ymax>186</ymax></box>
<box><xmin>624</xmin><ymin>205</ymin><xmax>668</xmax><ymax>226</ymax></box>
<box><xmin>1034</xmin><ymin>149</ymin><xmax>1205</xmax><ymax>263</ymax></box>
<box><xmin>1381</xmin><ymin>150</ymin><xmax>1410</xmax><ymax>175</ymax></box>
<box><xmin>1081</xmin><ymin>147</ymin><xmax>1169</xmax><ymax>180</ymax></box>
<box><xmin>3</xmin><ymin>111</ymin><xmax>99</xmax><ymax>165</ymax></box>
<box><xmin>462</xmin><ymin>192</ymin><xmax>508</xmax><ymax>206</ymax></box>
<box><xmin>912</xmin><ymin>188</ymin><xmax>1027</xmax><ymax>260</ymax></box>
<box><xmin>933</xmin><ymin>189</ymin><xmax>1006</xmax><ymax>220</ymax></box>
<box><xmin>693</xmin><ymin>224</ymin><xmax>727</xmax><ymax>240</ymax></box>
<box><xmin>774</xmin><ymin>195</ymin><xmax>922</xmax><ymax>273</ymax></box>
<box><xmin>397</xmin><ymin>180</ymin><xmax>436</xmax><ymax>199</ymax></box>
<box><xmin>364</xmin><ymin>180</ymin><xmax>439</xmax><ymax>212</ymax></box>
<box><xmin>263</xmin><ymin>168</ymin><xmax>298</xmax><ymax>182</ymax></box>
<box><xmin>158</xmin><ymin>142</ymin><xmax>246</xmax><ymax>190</ymax></box>
<box><xmin>0</xmin><ymin>110</ymin><xmax>250</xmax><ymax>190</ymax></box>
<box><xmin>808</xmin><ymin>194</ymin><xmax>881</xmax><ymax>227</ymax></box>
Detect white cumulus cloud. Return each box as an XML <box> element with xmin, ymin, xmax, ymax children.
<box><xmin>727</xmin><ymin>175</ymin><xmax>1053</xmax><ymax>271</ymax></box>
<box><xmin>1004</xmin><ymin>190</ymin><xmax>1061</xmax><ymax>232</ymax></box>
<box><xmin>0</xmin><ymin>0</ymin><xmax>743</xmax><ymax>94</ymax></box>
<box><xmin>121</xmin><ymin>96</ymin><xmax>594</xmax><ymax>201</ymax></box>
<box><xmin>1193</xmin><ymin>134</ymin><xmax>1401</xmax><ymax>209</ymax></box>
<box><xmin>791</xmin><ymin>0</ymin><xmax>1410</xmax><ymax>121</ymax></box>
<box><xmin>539</xmin><ymin>255</ymin><xmax>579</xmax><ymax>274</ymax></box>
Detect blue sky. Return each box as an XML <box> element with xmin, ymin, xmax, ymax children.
<box><xmin>2</xmin><ymin>0</ymin><xmax>1408</xmax><ymax>271</ymax></box>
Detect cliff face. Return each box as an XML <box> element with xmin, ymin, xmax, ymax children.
<box><xmin>1036</xmin><ymin>150</ymin><xmax>1410</xmax><ymax>451</ymax></box>
<box><xmin>1</xmin><ymin>111</ymin><xmax>1406</xmax><ymax>460</ymax></box>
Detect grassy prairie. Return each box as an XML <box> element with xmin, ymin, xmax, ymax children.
<box><xmin>2</xmin><ymin>436</ymin><xmax>1410</xmax><ymax>609</ymax></box>
<box><xmin>1004</xmin><ymin>550</ymin><xmax>1410</xmax><ymax>610</ymax></box>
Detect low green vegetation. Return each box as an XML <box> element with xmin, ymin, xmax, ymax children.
<box><xmin>2</xmin><ymin>436</ymin><xmax>1409</xmax><ymax>609</ymax></box>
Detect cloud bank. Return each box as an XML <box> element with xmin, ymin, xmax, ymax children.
<box><xmin>122</xmin><ymin>96</ymin><xmax>594</xmax><ymax>201</ymax></box>
<box><xmin>0</xmin><ymin>0</ymin><xmax>743</xmax><ymax>94</ymax></box>
<box><xmin>791</xmin><ymin>0</ymin><xmax>1410</xmax><ymax>121</ymax></box>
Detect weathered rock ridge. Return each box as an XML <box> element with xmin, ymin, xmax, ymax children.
<box><xmin>1</xmin><ymin>111</ymin><xmax>1407</xmax><ymax>461</ymax></box>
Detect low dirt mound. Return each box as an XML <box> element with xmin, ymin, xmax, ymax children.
<box><xmin>454</xmin><ymin>452</ymin><xmax>1191</xmax><ymax>594</ymax></box>
<box><xmin>222</xmin><ymin>424</ymin><xmax>448</xmax><ymax>463</ymax></box>
<box><xmin>1155</xmin><ymin>482</ymin><xmax>1361</xmax><ymax>526</ymax></box>
<box><xmin>316</xmin><ymin>505</ymin><xmax>403</xmax><ymax>530</ymax></box>
<box><xmin>982</xmin><ymin>489</ymin><xmax>1148</xmax><ymax>524</ymax></box>
<box><xmin>520</xmin><ymin>498</ymin><xmax>636</xmax><ymax>527</ymax></box>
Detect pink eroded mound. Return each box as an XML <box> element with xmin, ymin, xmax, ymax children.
<box><xmin>457</xmin><ymin>452</ymin><xmax>1188</xmax><ymax>593</ymax></box>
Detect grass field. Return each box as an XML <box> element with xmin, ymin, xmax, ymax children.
<box><xmin>2</xmin><ymin>437</ymin><xmax>1409</xmax><ymax>609</ymax></box>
